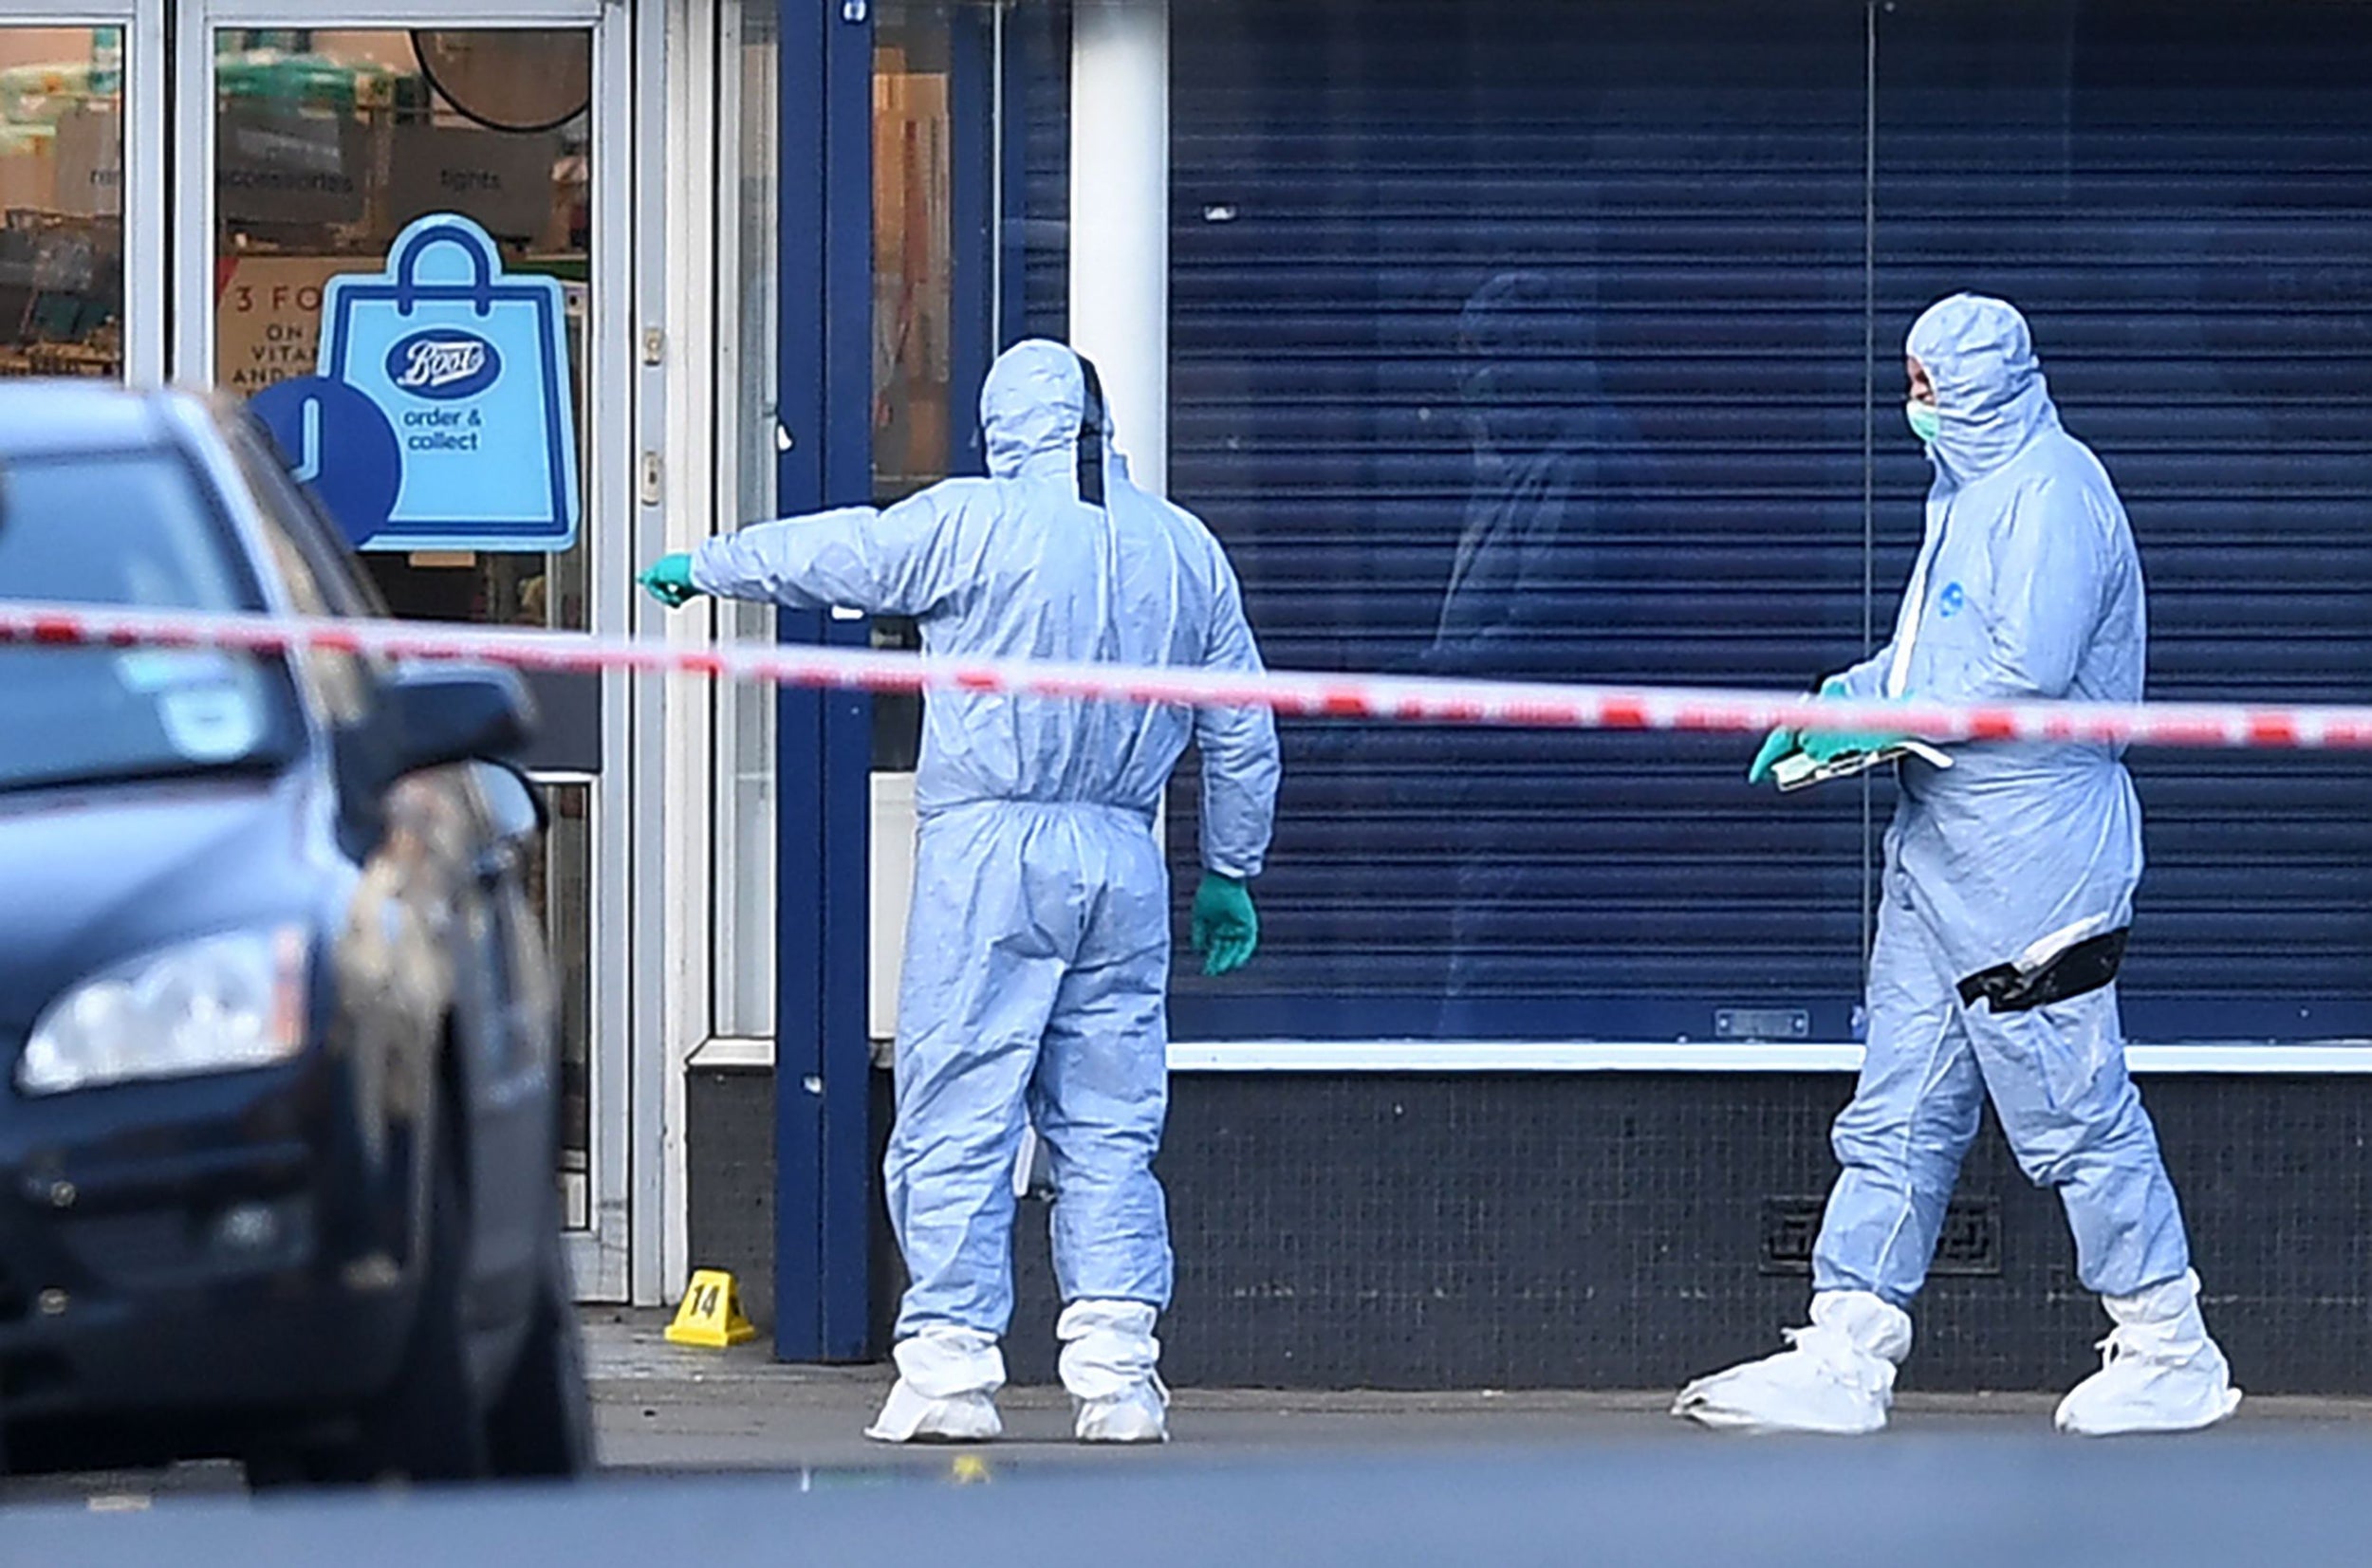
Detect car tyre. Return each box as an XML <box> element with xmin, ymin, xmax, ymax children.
<box><xmin>482</xmin><ymin>1220</ymin><xmax>593</xmax><ymax>1479</ymax></box>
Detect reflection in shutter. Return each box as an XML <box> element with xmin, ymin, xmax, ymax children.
<box><xmin>1156</xmin><ymin>0</ymin><xmax>1875</xmax><ymax>1042</ymax></box>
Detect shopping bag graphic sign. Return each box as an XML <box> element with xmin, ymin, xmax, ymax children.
<box><xmin>315</xmin><ymin>212</ymin><xmax>580</xmax><ymax>552</ymax></box>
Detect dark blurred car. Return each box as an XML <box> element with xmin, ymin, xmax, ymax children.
<box><xmin>0</xmin><ymin>381</ymin><xmax>588</xmax><ymax>1485</ymax></box>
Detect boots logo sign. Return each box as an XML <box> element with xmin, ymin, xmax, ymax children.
<box><xmin>387</xmin><ymin>331</ymin><xmax>501</xmax><ymax>400</ymax></box>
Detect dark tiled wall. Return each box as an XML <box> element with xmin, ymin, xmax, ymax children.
<box><xmin>688</xmin><ymin>1068</ymin><xmax>2372</xmax><ymax>1393</ymax></box>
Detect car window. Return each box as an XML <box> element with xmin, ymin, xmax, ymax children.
<box><xmin>223</xmin><ymin>417</ymin><xmax>380</xmax><ymax>726</ymax></box>
<box><xmin>260</xmin><ymin>515</ymin><xmax>336</xmax><ymax>616</ymax></box>
<box><xmin>228</xmin><ymin>415</ymin><xmax>391</xmax><ymax>618</ymax></box>
<box><xmin>0</xmin><ymin>448</ymin><xmax>304</xmax><ymax>794</ymax></box>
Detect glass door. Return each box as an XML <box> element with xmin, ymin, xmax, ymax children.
<box><xmin>171</xmin><ymin>0</ymin><xmax>634</xmax><ymax>1298</ymax></box>
<box><xmin>0</xmin><ymin>0</ymin><xmax>162</xmax><ymax>381</ymax></box>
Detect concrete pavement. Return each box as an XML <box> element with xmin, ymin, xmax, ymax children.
<box><xmin>582</xmin><ymin>1307</ymin><xmax>2372</xmax><ymax>1473</ymax></box>
<box><xmin>9</xmin><ymin>1305</ymin><xmax>2372</xmax><ymax>1508</ymax></box>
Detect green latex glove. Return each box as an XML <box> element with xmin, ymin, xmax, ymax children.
<box><xmin>1801</xmin><ymin>722</ymin><xmax>1912</xmax><ymax>765</ymax></box>
<box><xmin>1801</xmin><ymin>678</ymin><xmax>1909</xmax><ymax>763</ymax></box>
<box><xmin>1191</xmin><ymin>873</ymin><xmax>1259</xmax><ymax>978</ymax></box>
<box><xmin>1747</xmin><ymin>726</ymin><xmax>1798</xmax><ymax>785</ymax></box>
<box><xmin>638</xmin><ymin>552</ymin><xmax>703</xmax><ymax>609</ymax></box>
<box><xmin>1748</xmin><ymin>676</ymin><xmax>1835</xmax><ymax>784</ymax></box>
<box><xmin>1751</xmin><ymin>675</ymin><xmax>1904</xmax><ymax>783</ymax></box>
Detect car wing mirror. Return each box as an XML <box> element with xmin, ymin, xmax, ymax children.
<box><xmin>469</xmin><ymin>757</ymin><xmax>549</xmax><ymax>844</ymax></box>
<box><xmin>384</xmin><ymin>662</ymin><xmax>537</xmax><ymax>779</ymax></box>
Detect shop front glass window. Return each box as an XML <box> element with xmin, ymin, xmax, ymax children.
<box><xmin>0</xmin><ymin>26</ymin><xmax>123</xmax><ymax>378</ymax></box>
<box><xmin>210</xmin><ymin>26</ymin><xmax>599</xmax><ymax>1214</ymax></box>
<box><xmin>865</xmin><ymin>1</ymin><xmax>971</xmax><ymax>778</ymax></box>
<box><xmin>710</xmin><ymin>1</ymin><xmax>982</xmax><ymax>1039</ymax></box>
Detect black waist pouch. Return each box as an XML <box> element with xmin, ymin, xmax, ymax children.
<box><xmin>1957</xmin><ymin>928</ymin><xmax>2129</xmax><ymax>1014</ymax></box>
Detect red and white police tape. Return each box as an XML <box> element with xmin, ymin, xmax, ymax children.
<box><xmin>4</xmin><ymin>598</ymin><xmax>2370</xmax><ymax>751</ymax></box>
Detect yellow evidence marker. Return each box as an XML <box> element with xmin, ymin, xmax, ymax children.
<box><xmin>666</xmin><ymin>1268</ymin><xmax>758</xmax><ymax>1348</ymax></box>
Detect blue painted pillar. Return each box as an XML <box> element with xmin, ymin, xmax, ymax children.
<box><xmin>773</xmin><ymin>0</ymin><xmax>875</xmax><ymax>1363</ymax></box>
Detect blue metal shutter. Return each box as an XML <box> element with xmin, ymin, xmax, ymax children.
<box><xmin>1018</xmin><ymin>0</ymin><xmax>2372</xmax><ymax>1045</ymax></box>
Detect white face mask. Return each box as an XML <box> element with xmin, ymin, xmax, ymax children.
<box><xmin>1905</xmin><ymin>400</ymin><xmax>1942</xmax><ymax>445</ymax></box>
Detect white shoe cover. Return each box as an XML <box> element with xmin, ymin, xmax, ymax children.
<box><xmin>1058</xmin><ymin>1300</ymin><xmax>1170</xmax><ymax>1445</ymax></box>
<box><xmin>2055</xmin><ymin>1270</ymin><xmax>2243</xmax><ymax>1437</ymax></box>
<box><xmin>1076</xmin><ymin>1379</ymin><xmax>1171</xmax><ymax>1444</ymax></box>
<box><xmin>1673</xmin><ymin>1291</ymin><xmax>1913</xmax><ymax>1435</ymax></box>
<box><xmin>865</xmin><ymin>1327</ymin><xmax>1006</xmax><ymax>1444</ymax></box>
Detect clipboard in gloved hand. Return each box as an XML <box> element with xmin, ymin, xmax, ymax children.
<box><xmin>1771</xmin><ymin>740</ymin><xmax>1955</xmax><ymax>792</ymax></box>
